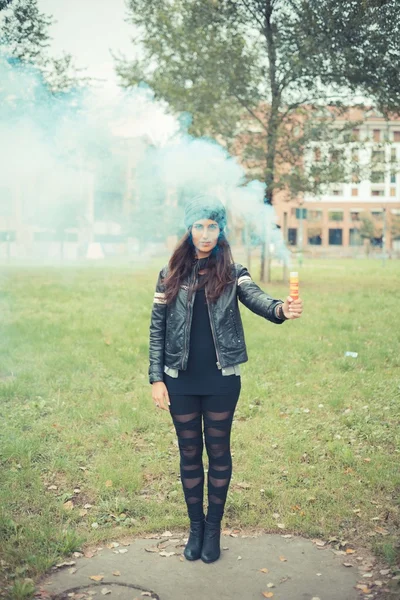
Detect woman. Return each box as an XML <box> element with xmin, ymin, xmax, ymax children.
<box><xmin>149</xmin><ymin>194</ymin><xmax>303</xmax><ymax>564</ymax></box>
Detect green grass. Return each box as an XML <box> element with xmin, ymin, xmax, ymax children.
<box><xmin>0</xmin><ymin>258</ymin><xmax>399</xmax><ymax>598</ymax></box>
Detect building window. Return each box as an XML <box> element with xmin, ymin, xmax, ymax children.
<box><xmin>288</xmin><ymin>228</ymin><xmax>297</xmax><ymax>245</ymax></box>
<box><xmin>390</xmin><ymin>172</ymin><xmax>396</xmax><ymax>183</ymax></box>
<box><xmin>349</xmin><ymin>228</ymin><xmax>363</xmax><ymax>246</ymax></box>
<box><xmin>371</xmin><ymin>189</ymin><xmax>385</xmax><ymax>196</ymax></box>
<box><xmin>0</xmin><ymin>231</ymin><xmax>16</xmax><ymax>241</ymax></box>
<box><xmin>371</xmin><ymin>210</ymin><xmax>383</xmax><ymax>221</ymax></box>
<box><xmin>329</xmin><ymin>228</ymin><xmax>343</xmax><ymax>245</ymax></box>
<box><xmin>391</xmin><ymin>148</ymin><xmax>397</xmax><ymax>162</ymax></box>
<box><xmin>394</xmin><ymin>131</ymin><xmax>400</xmax><ymax>142</ymax></box>
<box><xmin>373</xmin><ymin>129</ymin><xmax>381</xmax><ymax>142</ymax></box>
<box><xmin>308</xmin><ymin>234</ymin><xmax>322</xmax><ymax>245</ymax></box>
<box><xmin>350</xmin><ymin>211</ymin><xmax>361</xmax><ymax>222</ymax></box>
<box><xmin>390</xmin><ymin>187</ymin><xmax>396</xmax><ymax>197</ymax></box>
<box><xmin>308</xmin><ymin>209</ymin><xmax>322</xmax><ymax>222</ymax></box>
<box><xmin>351</xmin><ymin>188</ymin><xmax>358</xmax><ymax>196</ymax></box>
<box><xmin>372</xmin><ymin>150</ymin><xmax>385</xmax><ymax>163</ymax></box>
<box><xmin>352</xmin><ymin>128</ymin><xmax>360</xmax><ymax>140</ymax></box>
<box><xmin>328</xmin><ymin>210</ymin><xmax>344</xmax><ymax>222</ymax></box>
<box><xmin>371</xmin><ymin>171</ymin><xmax>385</xmax><ymax>183</ymax></box>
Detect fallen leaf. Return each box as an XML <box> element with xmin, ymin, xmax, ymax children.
<box><xmin>84</xmin><ymin>551</ymin><xmax>95</xmax><ymax>558</ymax></box>
<box><xmin>56</xmin><ymin>561</ymin><xmax>76</xmax><ymax>568</ymax></box>
<box><xmin>259</xmin><ymin>568</ymin><xmax>269</xmax><ymax>573</ymax></box>
<box><xmin>79</xmin><ymin>509</ymin><xmax>88</xmax><ymax>517</ymax></box>
<box><xmin>267</xmin><ymin>582</ymin><xmax>275</xmax><ymax>588</ymax></box>
<box><xmin>105</xmin><ymin>480</ymin><xmax>113</xmax><ymax>488</ymax></box>
<box><xmin>277</xmin><ymin>523</ymin><xmax>285</xmax><ymax>529</ymax></box>
<box><xmin>101</xmin><ymin>589</ymin><xmax>111</xmax><ymax>595</ymax></box>
<box><xmin>63</xmin><ymin>501</ymin><xmax>74</xmax><ymax>511</ymax></box>
<box><xmin>112</xmin><ymin>570</ymin><xmax>121</xmax><ymax>576</ymax></box>
<box><xmin>374</xmin><ymin>526</ymin><xmax>390</xmax><ymax>535</ymax></box>
<box><xmin>355</xmin><ymin>584</ymin><xmax>372</xmax><ymax>593</ymax></box>
<box><xmin>343</xmin><ymin>562</ymin><xmax>353</xmax><ymax>567</ymax></box>
<box><xmin>279</xmin><ymin>555</ymin><xmax>287</xmax><ymax>562</ymax></box>
<box><xmin>68</xmin><ymin>568</ymin><xmax>77</xmax><ymax>574</ymax></box>
<box><xmin>89</xmin><ymin>575</ymin><xmax>104</xmax><ymax>582</ymax></box>
<box><xmin>159</xmin><ymin>551</ymin><xmax>176</xmax><ymax>557</ymax></box>
<box><xmin>262</xmin><ymin>593</ymin><xmax>274</xmax><ymax>598</ymax></box>
<box><xmin>161</xmin><ymin>531</ymin><xmax>173</xmax><ymax>537</ymax></box>
<box><xmin>47</xmin><ymin>485</ymin><xmax>58</xmax><ymax>490</ymax></box>
<box><xmin>346</xmin><ymin>548</ymin><xmax>356</xmax><ymax>554</ymax></box>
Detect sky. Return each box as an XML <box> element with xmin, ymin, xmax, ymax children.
<box><xmin>39</xmin><ymin>0</ymin><xmax>134</xmax><ymax>85</ymax></box>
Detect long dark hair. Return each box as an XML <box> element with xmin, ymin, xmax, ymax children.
<box><xmin>164</xmin><ymin>229</ymin><xmax>235</xmax><ymax>304</ymax></box>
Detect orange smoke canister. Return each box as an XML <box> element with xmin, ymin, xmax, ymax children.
<box><xmin>289</xmin><ymin>271</ymin><xmax>299</xmax><ymax>300</ymax></box>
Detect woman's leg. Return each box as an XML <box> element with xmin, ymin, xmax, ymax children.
<box><xmin>203</xmin><ymin>387</ymin><xmax>241</xmax><ymax>524</ymax></box>
<box><xmin>169</xmin><ymin>394</ymin><xmax>204</xmax><ymax>521</ymax></box>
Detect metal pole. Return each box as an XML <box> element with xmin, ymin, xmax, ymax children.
<box><xmin>283</xmin><ymin>211</ymin><xmax>288</xmax><ymax>283</ymax></box>
<box><xmin>298</xmin><ymin>215</ymin><xmax>304</xmax><ymax>267</ymax></box>
<box><xmin>382</xmin><ymin>206</ymin><xmax>387</xmax><ymax>266</ymax></box>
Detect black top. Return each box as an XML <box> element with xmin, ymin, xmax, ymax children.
<box><xmin>164</xmin><ymin>273</ymin><xmax>241</xmax><ymax>395</ymax></box>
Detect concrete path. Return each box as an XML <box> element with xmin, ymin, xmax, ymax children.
<box><xmin>37</xmin><ymin>528</ymin><xmax>392</xmax><ymax>600</ymax></box>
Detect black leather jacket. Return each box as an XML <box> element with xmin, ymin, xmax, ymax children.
<box><xmin>148</xmin><ymin>262</ymin><xmax>286</xmax><ymax>384</ymax></box>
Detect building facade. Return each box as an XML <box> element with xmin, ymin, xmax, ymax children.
<box><xmin>274</xmin><ymin>110</ymin><xmax>400</xmax><ymax>255</ymax></box>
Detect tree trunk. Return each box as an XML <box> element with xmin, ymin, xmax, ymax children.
<box><xmin>260</xmin><ymin>1</ymin><xmax>281</xmax><ymax>283</ymax></box>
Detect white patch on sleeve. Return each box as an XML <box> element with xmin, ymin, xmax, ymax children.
<box><xmin>153</xmin><ymin>292</ymin><xmax>166</xmax><ymax>304</ymax></box>
<box><xmin>238</xmin><ymin>275</ymin><xmax>252</xmax><ymax>286</ymax></box>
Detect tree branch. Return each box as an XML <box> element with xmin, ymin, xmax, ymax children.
<box><xmin>231</xmin><ymin>91</ymin><xmax>269</xmax><ymax>131</ymax></box>
<box><xmin>238</xmin><ymin>0</ymin><xmax>265</xmax><ymax>30</ymax></box>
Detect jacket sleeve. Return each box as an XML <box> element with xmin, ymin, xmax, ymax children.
<box><xmin>148</xmin><ymin>267</ymin><xmax>167</xmax><ymax>384</ymax></box>
<box><xmin>236</xmin><ymin>264</ymin><xmax>286</xmax><ymax>324</ymax></box>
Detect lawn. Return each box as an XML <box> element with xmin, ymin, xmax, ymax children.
<box><xmin>0</xmin><ymin>257</ymin><xmax>399</xmax><ymax>599</ymax></box>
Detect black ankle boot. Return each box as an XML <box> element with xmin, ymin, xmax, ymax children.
<box><xmin>200</xmin><ymin>518</ymin><xmax>221</xmax><ymax>563</ymax></box>
<box><xmin>183</xmin><ymin>518</ymin><xmax>205</xmax><ymax>561</ymax></box>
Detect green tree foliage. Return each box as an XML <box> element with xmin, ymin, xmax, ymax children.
<box><xmin>116</xmin><ymin>0</ymin><xmax>398</xmax><ymax>207</ymax></box>
<box><xmin>0</xmin><ymin>0</ymin><xmax>13</xmax><ymax>11</ymax></box>
<box><xmin>0</xmin><ymin>0</ymin><xmax>87</xmax><ymax>93</ymax></box>
<box><xmin>300</xmin><ymin>0</ymin><xmax>400</xmax><ymax>116</ymax></box>
<box><xmin>0</xmin><ymin>0</ymin><xmax>52</xmax><ymax>62</ymax></box>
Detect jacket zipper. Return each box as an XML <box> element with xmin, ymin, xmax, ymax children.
<box><xmin>230</xmin><ymin>309</ymin><xmax>240</xmax><ymax>341</ymax></box>
<box><xmin>182</xmin><ymin>271</ymin><xmax>196</xmax><ymax>369</ymax></box>
<box><xmin>205</xmin><ymin>285</ymin><xmax>222</xmax><ymax>369</ymax></box>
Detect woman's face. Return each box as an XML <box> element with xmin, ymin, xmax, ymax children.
<box><xmin>191</xmin><ymin>218</ymin><xmax>220</xmax><ymax>258</ymax></box>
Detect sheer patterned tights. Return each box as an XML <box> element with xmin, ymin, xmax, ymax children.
<box><xmin>169</xmin><ymin>393</ymin><xmax>239</xmax><ymax>524</ymax></box>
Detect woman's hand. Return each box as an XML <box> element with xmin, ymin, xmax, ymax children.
<box><xmin>282</xmin><ymin>296</ymin><xmax>303</xmax><ymax>319</ymax></box>
<box><xmin>151</xmin><ymin>381</ymin><xmax>171</xmax><ymax>411</ymax></box>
